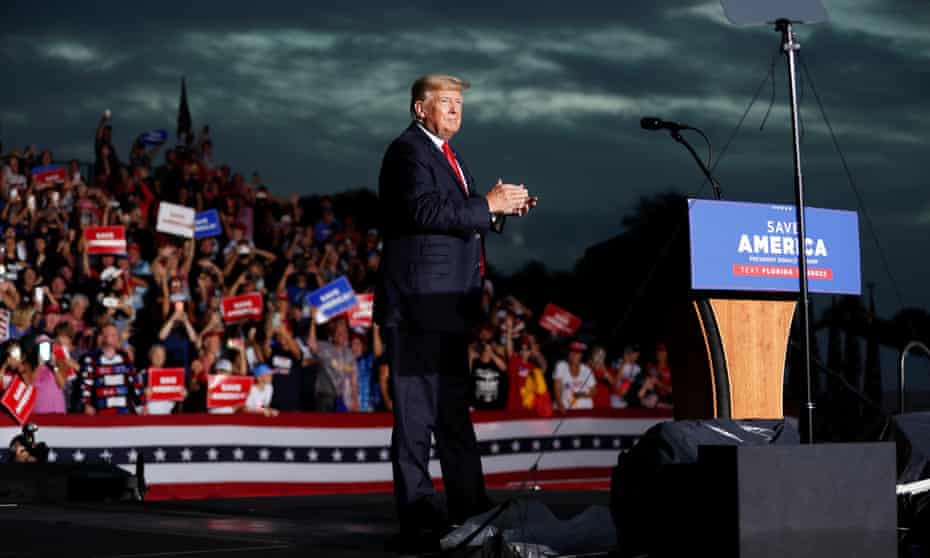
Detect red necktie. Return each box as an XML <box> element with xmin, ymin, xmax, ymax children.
<box><xmin>442</xmin><ymin>142</ymin><xmax>468</xmax><ymax>195</ymax></box>
<box><xmin>442</xmin><ymin>142</ymin><xmax>486</xmax><ymax>277</ymax></box>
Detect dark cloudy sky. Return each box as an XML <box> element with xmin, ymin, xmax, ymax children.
<box><xmin>1</xmin><ymin>1</ymin><xmax>928</xmax><ymax>319</ymax></box>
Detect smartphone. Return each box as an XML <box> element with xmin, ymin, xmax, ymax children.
<box><xmin>272</xmin><ymin>312</ymin><xmax>282</xmax><ymax>330</ymax></box>
<box><xmin>27</xmin><ymin>195</ymin><xmax>36</xmax><ymax>211</ymax></box>
<box><xmin>9</xmin><ymin>345</ymin><xmax>21</xmax><ymax>362</ymax></box>
<box><xmin>35</xmin><ymin>287</ymin><xmax>44</xmax><ymax>309</ymax></box>
<box><xmin>51</xmin><ymin>191</ymin><xmax>60</xmax><ymax>206</ymax></box>
<box><xmin>38</xmin><ymin>342</ymin><xmax>52</xmax><ymax>364</ymax></box>
<box><xmin>9</xmin><ymin>189</ymin><xmax>18</xmax><ymax>201</ymax></box>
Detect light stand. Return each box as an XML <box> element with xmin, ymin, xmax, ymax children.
<box><xmin>776</xmin><ymin>19</ymin><xmax>815</xmax><ymax>444</ymax></box>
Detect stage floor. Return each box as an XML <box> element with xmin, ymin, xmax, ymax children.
<box><xmin>0</xmin><ymin>489</ymin><xmax>611</xmax><ymax>557</ymax></box>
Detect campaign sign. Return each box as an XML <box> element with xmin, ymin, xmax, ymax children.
<box><xmin>140</xmin><ymin>129</ymin><xmax>168</xmax><ymax>146</ymax></box>
<box><xmin>148</xmin><ymin>368</ymin><xmax>186</xmax><ymax>402</ymax></box>
<box><xmin>688</xmin><ymin>199</ymin><xmax>861</xmax><ymax>295</ymax></box>
<box><xmin>222</xmin><ymin>293</ymin><xmax>264</xmax><ymax>323</ymax></box>
<box><xmin>305</xmin><ymin>276</ymin><xmax>359</xmax><ymax>324</ymax></box>
<box><xmin>348</xmin><ymin>293</ymin><xmax>374</xmax><ymax>329</ymax></box>
<box><xmin>539</xmin><ymin>304</ymin><xmax>582</xmax><ymax>337</ymax></box>
<box><xmin>1</xmin><ymin>375</ymin><xmax>36</xmax><ymax>425</ymax></box>
<box><xmin>84</xmin><ymin>226</ymin><xmax>127</xmax><ymax>255</ymax></box>
<box><xmin>156</xmin><ymin>202</ymin><xmax>196</xmax><ymax>238</ymax></box>
<box><xmin>194</xmin><ymin>209</ymin><xmax>222</xmax><ymax>239</ymax></box>
<box><xmin>31</xmin><ymin>165</ymin><xmax>67</xmax><ymax>186</ymax></box>
<box><xmin>207</xmin><ymin>375</ymin><xmax>253</xmax><ymax>409</ymax></box>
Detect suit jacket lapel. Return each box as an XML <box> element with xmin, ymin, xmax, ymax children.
<box><xmin>411</xmin><ymin>124</ymin><xmax>470</xmax><ymax>199</ymax></box>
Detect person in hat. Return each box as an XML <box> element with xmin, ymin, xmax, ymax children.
<box><xmin>207</xmin><ymin>358</ymin><xmax>242</xmax><ymax>415</ymax></box>
<box><xmin>245</xmin><ymin>364</ymin><xmax>279</xmax><ymax>417</ymax></box>
<box><xmin>552</xmin><ymin>340</ymin><xmax>596</xmax><ymax>413</ymax></box>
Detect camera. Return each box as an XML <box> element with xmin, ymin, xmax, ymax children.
<box><xmin>8</xmin><ymin>423</ymin><xmax>49</xmax><ymax>464</ymax></box>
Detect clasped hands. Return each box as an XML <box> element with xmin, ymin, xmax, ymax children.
<box><xmin>485</xmin><ymin>179</ymin><xmax>538</xmax><ymax>217</ymax></box>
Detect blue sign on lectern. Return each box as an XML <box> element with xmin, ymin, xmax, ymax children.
<box><xmin>688</xmin><ymin>199</ymin><xmax>861</xmax><ymax>295</ymax></box>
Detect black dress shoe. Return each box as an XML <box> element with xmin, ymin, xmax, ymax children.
<box><xmin>397</xmin><ymin>497</ymin><xmax>453</xmax><ymax>554</ymax></box>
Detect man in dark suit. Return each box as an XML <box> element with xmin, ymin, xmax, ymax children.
<box><xmin>375</xmin><ymin>74</ymin><xmax>536</xmax><ymax>548</ymax></box>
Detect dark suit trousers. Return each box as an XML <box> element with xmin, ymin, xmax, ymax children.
<box><xmin>383</xmin><ymin>326</ymin><xmax>488</xmax><ymax>526</ymax></box>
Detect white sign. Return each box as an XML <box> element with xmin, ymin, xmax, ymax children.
<box><xmin>156</xmin><ymin>202</ymin><xmax>196</xmax><ymax>238</ymax></box>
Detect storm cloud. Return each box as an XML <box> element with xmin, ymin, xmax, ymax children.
<box><xmin>1</xmin><ymin>0</ymin><xmax>928</xmax><ymax>316</ymax></box>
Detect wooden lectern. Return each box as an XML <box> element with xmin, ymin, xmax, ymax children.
<box><xmin>671</xmin><ymin>296</ymin><xmax>796</xmax><ymax>420</ymax></box>
<box><xmin>676</xmin><ymin>199</ymin><xmax>860</xmax><ymax>421</ymax></box>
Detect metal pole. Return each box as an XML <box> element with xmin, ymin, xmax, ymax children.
<box><xmin>899</xmin><ymin>341</ymin><xmax>930</xmax><ymax>414</ymax></box>
<box><xmin>778</xmin><ymin>20</ymin><xmax>815</xmax><ymax>444</ymax></box>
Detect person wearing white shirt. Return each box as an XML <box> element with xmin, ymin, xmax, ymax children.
<box><xmin>143</xmin><ymin>345</ymin><xmax>185</xmax><ymax>415</ymax></box>
<box><xmin>553</xmin><ymin>341</ymin><xmax>596</xmax><ymax>412</ymax></box>
<box><xmin>245</xmin><ymin>363</ymin><xmax>279</xmax><ymax>417</ymax></box>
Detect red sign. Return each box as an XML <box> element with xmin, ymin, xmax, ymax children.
<box><xmin>732</xmin><ymin>264</ymin><xmax>834</xmax><ymax>281</ymax></box>
<box><xmin>221</xmin><ymin>293</ymin><xmax>264</xmax><ymax>323</ymax></box>
<box><xmin>207</xmin><ymin>375</ymin><xmax>253</xmax><ymax>409</ymax></box>
<box><xmin>538</xmin><ymin>303</ymin><xmax>582</xmax><ymax>337</ymax></box>
<box><xmin>84</xmin><ymin>226</ymin><xmax>127</xmax><ymax>255</ymax></box>
<box><xmin>148</xmin><ymin>368</ymin><xmax>186</xmax><ymax>402</ymax></box>
<box><xmin>33</xmin><ymin>167</ymin><xmax>67</xmax><ymax>186</ymax></box>
<box><xmin>348</xmin><ymin>293</ymin><xmax>374</xmax><ymax>328</ymax></box>
<box><xmin>1</xmin><ymin>375</ymin><xmax>36</xmax><ymax>425</ymax></box>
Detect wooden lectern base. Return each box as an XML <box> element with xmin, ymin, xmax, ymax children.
<box><xmin>672</xmin><ymin>297</ymin><xmax>796</xmax><ymax>421</ymax></box>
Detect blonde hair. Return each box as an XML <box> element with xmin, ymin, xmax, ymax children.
<box><xmin>410</xmin><ymin>74</ymin><xmax>470</xmax><ymax>117</ymax></box>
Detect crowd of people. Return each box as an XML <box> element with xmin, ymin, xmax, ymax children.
<box><xmin>0</xmin><ymin>116</ymin><xmax>673</xmax><ymax>418</ymax></box>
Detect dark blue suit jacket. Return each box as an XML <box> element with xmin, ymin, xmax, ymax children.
<box><xmin>375</xmin><ymin>123</ymin><xmax>502</xmax><ymax>332</ymax></box>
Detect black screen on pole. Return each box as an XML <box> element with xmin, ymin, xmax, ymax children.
<box><xmin>720</xmin><ymin>0</ymin><xmax>828</xmax><ymax>25</ymax></box>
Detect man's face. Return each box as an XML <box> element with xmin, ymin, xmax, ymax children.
<box><xmin>417</xmin><ymin>89</ymin><xmax>463</xmax><ymax>141</ymax></box>
<box><xmin>72</xmin><ymin>300</ymin><xmax>87</xmax><ymax>318</ymax></box>
<box><xmin>101</xmin><ymin>326</ymin><xmax>119</xmax><ymax>350</ymax></box>
<box><xmin>569</xmin><ymin>350</ymin><xmax>583</xmax><ymax>365</ymax></box>
<box><xmin>333</xmin><ymin>321</ymin><xmax>349</xmax><ymax>346</ymax></box>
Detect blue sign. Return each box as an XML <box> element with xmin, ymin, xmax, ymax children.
<box><xmin>305</xmin><ymin>276</ymin><xmax>359</xmax><ymax>324</ymax></box>
<box><xmin>140</xmin><ymin>129</ymin><xmax>168</xmax><ymax>146</ymax></box>
<box><xmin>688</xmin><ymin>199</ymin><xmax>861</xmax><ymax>295</ymax></box>
<box><xmin>194</xmin><ymin>209</ymin><xmax>221</xmax><ymax>239</ymax></box>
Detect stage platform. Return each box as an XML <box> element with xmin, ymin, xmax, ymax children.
<box><xmin>0</xmin><ymin>489</ymin><xmax>612</xmax><ymax>557</ymax></box>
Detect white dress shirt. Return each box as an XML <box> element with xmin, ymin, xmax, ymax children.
<box><xmin>417</xmin><ymin>122</ymin><xmax>469</xmax><ymax>192</ymax></box>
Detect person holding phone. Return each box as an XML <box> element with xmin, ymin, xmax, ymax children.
<box><xmin>22</xmin><ymin>334</ymin><xmax>67</xmax><ymax>415</ymax></box>
<box><xmin>0</xmin><ymin>340</ymin><xmax>24</xmax><ymax>391</ymax></box>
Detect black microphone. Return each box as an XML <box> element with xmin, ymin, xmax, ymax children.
<box><xmin>640</xmin><ymin>116</ymin><xmax>693</xmax><ymax>132</ymax></box>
